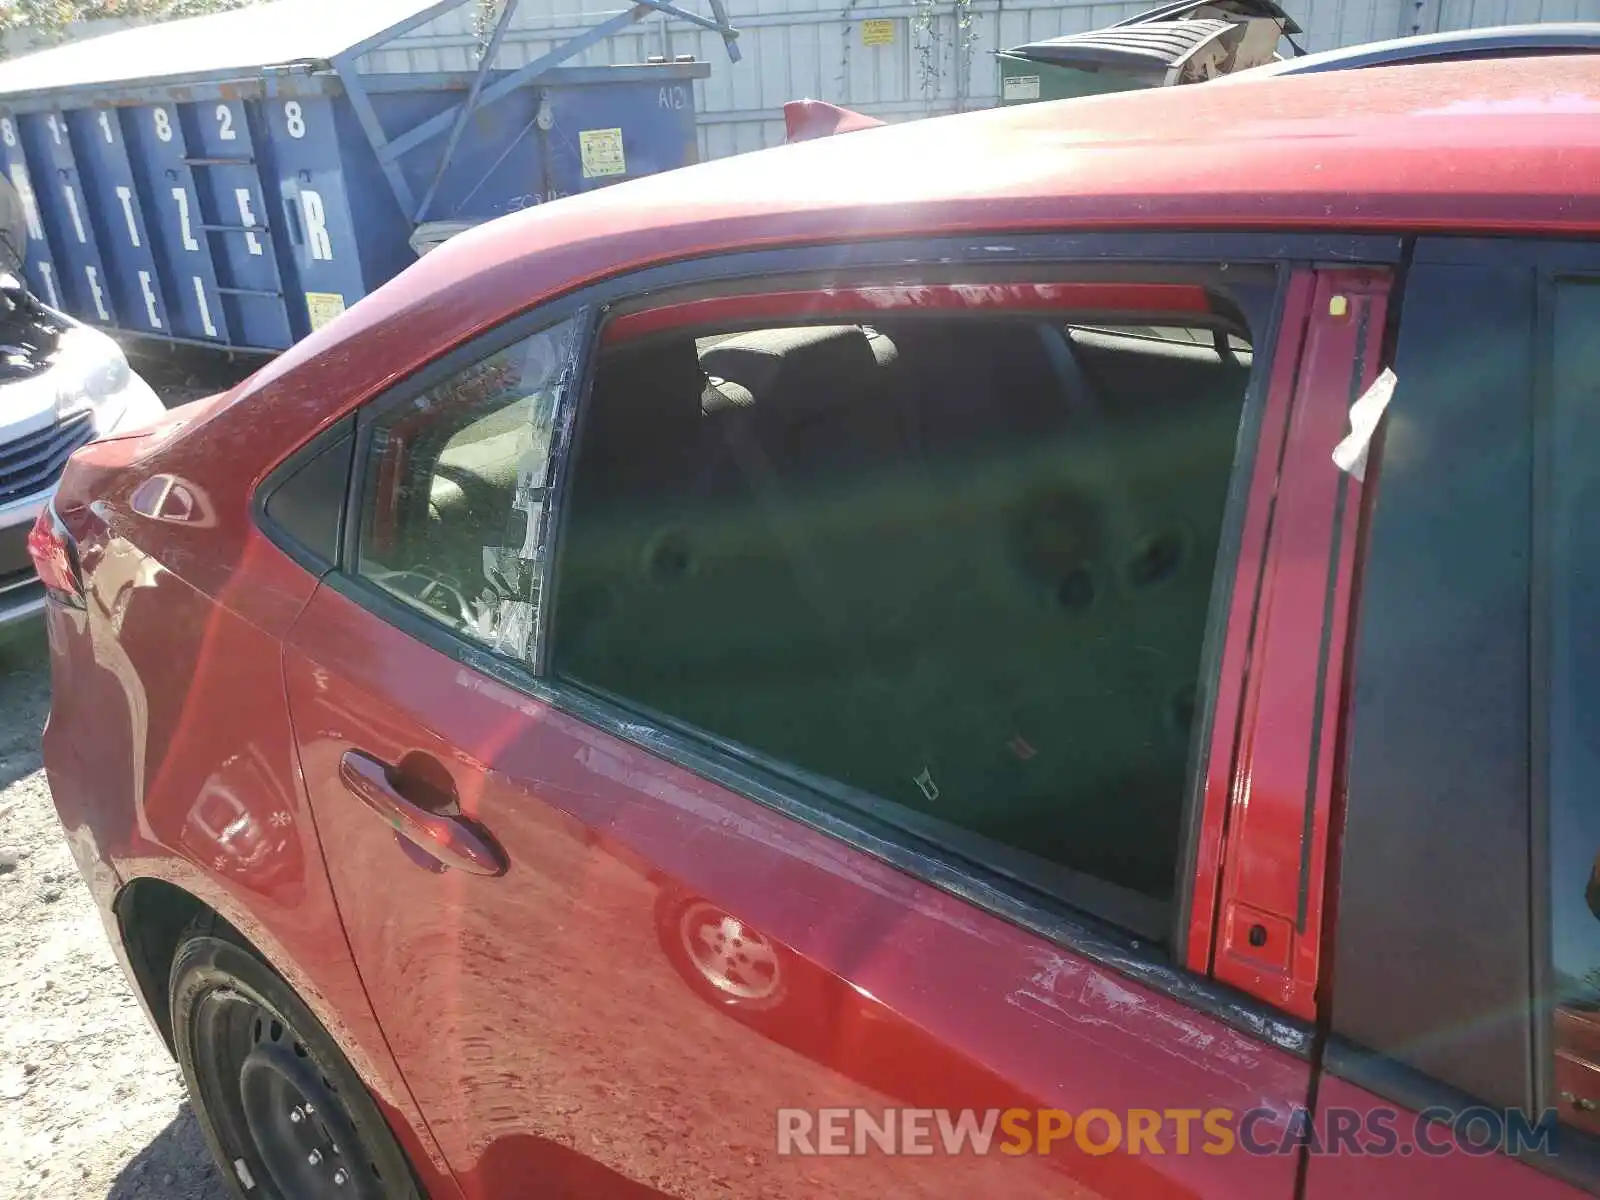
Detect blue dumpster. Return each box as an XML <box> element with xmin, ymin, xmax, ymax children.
<box><xmin>0</xmin><ymin>0</ymin><xmax>734</xmax><ymax>352</ymax></box>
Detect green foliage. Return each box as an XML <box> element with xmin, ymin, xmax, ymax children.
<box><xmin>910</xmin><ymin>0</ymin><xmax>976</xmax><ymax>111</ymax></box>
<box><xmin>0</xmin><ymin>0</ymin><xmax>257</xmax><ymax>53</ymax></box>
<box><xmin>471</xmin><ymin>0</ymin><xmax>502</xmax><ymax>51</ymax></box>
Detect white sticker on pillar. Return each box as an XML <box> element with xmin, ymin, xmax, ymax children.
<box><xmin>138</xmin><ymin>270</ymin><xmax>162</xmax><ymax>329</ymax></box>
<box><xmin>193</xmin><ymin>277</ymin><xmax>218</xmax><ymax>338</ymax></box>
<box><xmin>172</xmin><ymin>188</ymin><xmax>199</xmax><ymax>252</ymax></box>
<box><xmin>36</xmin><ymin>261</ymin><xmax>58</xmax><ymax>308</ymax></box>
<box><xmin>300</xmin><ymin>190</ymin><xmax>332</xmax><ymax>261</ymax></box>
<box><xmin>63</xmin><ymin>185</ymin><xmax>86</xmax><ymax>244</ymax></box>
<box><xmin>9</xmin><ymin>165</ymin><xmax>41</xmax><ymax>241</ymax></box>
<box><xmin>115</xmin><ymin>187</ymin><xmax>141</xmax><ymax>247</ymax></box>
<box><xmin>85</xmin><ymin>266</ymin><xmax>109</xmax><ymax>321</ymax></box>
<box><xmin>235</xmin><ymin>189</ymin><xmax>262</xmax><ymax>255</ymax></box>
<box><xmin>1332</xmin><ymin>367</ymin><xmax>1398</xmax><ymax>483</ymax></box>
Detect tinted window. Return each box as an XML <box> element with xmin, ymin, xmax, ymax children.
<box><xmin>1333</xmin><ymin>257</ymin><xmax>1536</xmax><ymax>1109</ymax></box>
<box><xmin>355</xmin><ymin>315</ymin><xmax>580</xmax><ymax>660</ymax></box>
<box><xmin>262</xmin><ymin>418</ymin><xmax>354</xmax><ymax>568</ymax></box>
<box><xmin>552</xmin><ymin>313</ymin><xmax>1252</xmax><ymax>929</ymax></box>
<box><xmin>1546</xmin><ymin>276</ymin><xmax>1600</xmax><ymax>1136</ymax></box>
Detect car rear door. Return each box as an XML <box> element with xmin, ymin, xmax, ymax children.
<box><xmin>275</xmin><ymin>235</ymin><xmax>1393</xmax><ymax>1199</ymax></box>
<box><xmin>1303</xmin><ymin>240</ymin><xmax>1600</xmax><ymax>1199</ymax></box>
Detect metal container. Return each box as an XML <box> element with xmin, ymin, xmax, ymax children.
<box><xmin>0</xmin><ymin>0</ymin><xmax>734</xmax><ymax>352</ymax></box>
<box><xmin>997</xmin><ymin>0</ymin><xmax>1298</xmax><ymax>106</ymax></box>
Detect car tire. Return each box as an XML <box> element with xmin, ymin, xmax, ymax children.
<box><xmin>168</xmin><ymin>913</ymin><xmax>422</xmax><ymax>1200</ymax></box>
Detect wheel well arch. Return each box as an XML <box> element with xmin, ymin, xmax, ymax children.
<box><xmin>114</xmin><ymin>877</ymin><xmax>219</xmax><ymax>1055</ymax></box>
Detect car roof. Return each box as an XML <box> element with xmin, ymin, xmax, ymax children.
<box><xmin>249</xmin><ymin>54</ymin><xmax>1600</xmax><ymax>404</ymax></box>
<box><xmin>1245</xmin><ymin>22</ymin><xmax>1600</xmax><ymax>76</ymax></box>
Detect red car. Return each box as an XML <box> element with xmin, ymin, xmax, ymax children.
<box><xmin>32</xmin><ymin>50</ymin><xmax>1600</xmax><ymax>1200</ymax></box>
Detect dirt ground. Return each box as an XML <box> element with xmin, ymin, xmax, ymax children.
<box><xmin>0</xmin><ymin>347</ymin><xmax>254</xmax><ymax>1199</ymax></box>
<box><xmin>0</xmin><ymin>630</ymin><xmax>229</xmax><ymax>1200</ymax></box>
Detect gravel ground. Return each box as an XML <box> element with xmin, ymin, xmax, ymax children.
<box><xmin>0</xmin><ymin>346</ymin><xmax>256</xmax><ymax>1200</ymax></box>
<box><xmin>0</xmin><ymin>629</ymin><xmax>229</xmax><ymax>1200</ymax></box>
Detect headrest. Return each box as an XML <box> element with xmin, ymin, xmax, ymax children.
<box><xmin>698</xmin><ymin>325</ymin><xmax>884</xmax><ymax>422</ymax></box>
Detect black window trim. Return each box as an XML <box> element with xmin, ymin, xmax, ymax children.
<box><xmin>319</xmin><ymin>231</ymin><xmax>1407</xmax><ymax>1057</ymax></box>
<box><xmin>1529</xmin><ymin>262</ymin><xmax>1558</xmax><ymax>1137</ymax></box>
<box><xmin>253</xmin><ymin>413</ymin><xmax>358</xmax><ymax>576</ymax></box>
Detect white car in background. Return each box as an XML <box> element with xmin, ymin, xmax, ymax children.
<box><xmin>0</xmin><ymin>174</ymin><xmax>163</xmax><ymax>629</ymax></box>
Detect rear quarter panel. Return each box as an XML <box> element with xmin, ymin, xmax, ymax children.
<box><xmin>40</xmin><ymin>387</ymin><xmax>457</xmax><ymax>1197</ymax></box>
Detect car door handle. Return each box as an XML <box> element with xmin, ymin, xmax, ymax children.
<box><xmin>338</xmin><ymin>750</ymin><xmax>507</xmax><ymax>877</ymax></box>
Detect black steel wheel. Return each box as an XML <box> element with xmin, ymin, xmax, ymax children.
<box><xmin>168</xmin><ymin>915</ymin><xmax>422</xmax><ymax>1200</ymax></box>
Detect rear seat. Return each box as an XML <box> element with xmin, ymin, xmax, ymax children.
<box><xmin>571</xmin><ymin>338</ymin><xmax>707</xmax><ymax>506</ymax></box>
<box><xmin>876</xmin><ymin>320</ymin><xmax>1067</xmax><ymax>456</ymax></box>
<box><xmin>700</xmin><ymin>325</ymin><xmax>895</xmax><ymax>407</ymax></box>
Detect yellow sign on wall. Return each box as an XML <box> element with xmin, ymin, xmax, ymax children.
<box><xmin>305</xmin><ymin>291</ymin><xmax>346</xmax><ymax>331</ymax></box>
<box><xmin>861</xmin><ymin>18</ymin><xmax>895</xmax><ymax>46</ymax></box>
<box><xmin>579</xmin><ymin>128</ymin><xmax>627</xmax><ymax>179</ymax></box>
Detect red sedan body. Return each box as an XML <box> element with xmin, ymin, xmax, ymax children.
<box><xmin>34</xmin><ymin>53</ymin><xmax>1600</xmax><ymax>1200</ymax></box>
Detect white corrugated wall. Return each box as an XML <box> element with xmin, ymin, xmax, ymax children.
<box><xmin>1431</xmin><ymin>0</ymin><xmax>1600</xmax><ymax>29</ymax></box>
<box><xmin>361</xmin><ymin>0</ymin><xmax>1580</xmax><ymax>159</ymax></box>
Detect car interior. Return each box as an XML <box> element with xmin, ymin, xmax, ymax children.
<box><xmin>533</xmin><ymin>312</ymin><xmax>1254</xmax><ymax>910</ymax></box>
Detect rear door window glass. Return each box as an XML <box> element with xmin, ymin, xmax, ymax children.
<box><xmin>1546</xmin><ymin>275</ymin><xmax>1600</xmax><ymax>1135</ymax></box>
<box><xmin>1331</xmin><ymin>254</ymin><xmax>1537</xmax><ymax>1109</ymax></box>
<box><xmin>551</xmin><ymin>303</ymin><xmax>1256</xmax><ymax>936</ymax></box>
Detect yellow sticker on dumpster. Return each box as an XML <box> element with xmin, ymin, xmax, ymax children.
<box><xmin>861</xmin><ymin>19</ymin><xmax>895</xmax><ymax>46</ymax></box>
<box><xmin>305</xmin><ymin>291</ymin><xmax>346</xmax><ymax>331</ymax></box>
<box><xmin>579</xmin><ymin>128</ymin><xmax>627</xmax><ymax>179</ymax></box>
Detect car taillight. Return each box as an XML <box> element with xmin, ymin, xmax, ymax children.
<box><xmin>27</xmin><ymin>506</ymin><xmax>84</xmax><ymax>605</ymax></box>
